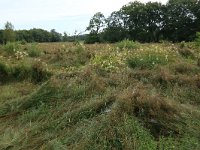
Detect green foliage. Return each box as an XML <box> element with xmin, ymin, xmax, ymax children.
<box><xmin>3</xmin><ymin>42</ymin><xmax>20</xmax><ymax>55</ymax></box>
<box><xmin>0</xmin><ymin>60</ymin><xmax>50</xmax><ymax>83</ymax></box>
<box><xmin>31</xmin><ymin>61</ymin><xmax>50</xmax><ymax>83</ymax></box>
<box><xmin>1</xmin><ymin>42</ymin><xmax>200</xmax><ymax>149</ymax></box>
<box><xmin>84</xmin><ymin>33</ymin><xmax>100</xmax><ymax>44</ymax></box>
<box><xmin>127</xmin><ymin>50</ymin><xmax>170</xmax><ymax>69</ymax></box>
<box><xmin>92</xmin><ymin>55</ymin><xmax>119</xmax><ymax>72</ymax></box>
<box><xmin>12</xmin><ymin>63</ymin><xmax>32</xmax><ymax>80</ymax></box>
<box><xmin>86</xmin><ymin>12</ymin><xmax>106</xmax><ymax>34</ymax></box>
<box><xmin>180</xmin><ymin>41</ymin><xmax>186</xmax><ymax>48</ymax></box>
<box><xmin>19</xmin><ymin>40</ymin><xmax>27</xmax><ymax>45</ymax></box>
<box><xmin>3</xmin><ymin>22</ymin><xmax>16</xmax><ymax>43</ymax></box>
<box><xmin>195</xmin><ymin>32</ymin><xmax>200</xmax><ymax>46</ymax></box>
<box><xmin>27</xmin><ymin>43</ymin><xmax>41</xmax><ymax>57</ymax></box>
<box><xmin>0</xmin><ymin>61</ymin><xmax>11</xmax><ymax>77</ymax></box>
<box><xmin>178</xmin><ymin>48</ymin><xmax>194</xmax><ymax>59</ymax></box>
<box><xmin>0</xmin><ymin>30</ymin><xmax>3</xmax><ymax>44</ymax></box>
<box><xmin>117</xmin><ymin>39</ymin><xmax>140</xmax><ymax>50</ymax></box>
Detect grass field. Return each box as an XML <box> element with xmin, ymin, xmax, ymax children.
<box><xmin>0</xmin><ymin>41</ymin><xmax>200</xmax><ymax>149</ymax></box>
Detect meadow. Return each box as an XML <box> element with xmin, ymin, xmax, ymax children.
<box><xmin>0</xmin><ymin>41</ymin><xmax>200</xmax><ymax>149</ymax></box>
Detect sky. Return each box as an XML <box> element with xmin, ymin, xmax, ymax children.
<box><xmin>0</xmin><ymin>0</ymin><xmax>168</xmax><ymax>35</ymax></box>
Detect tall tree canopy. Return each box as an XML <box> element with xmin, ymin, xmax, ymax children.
<box><xmin>3</xmin><ymin>22</ymin><xmax>16</xmax><ymax>43</ymax></box>
<box><xmin>86</xmin><ymin>0</ymin><xmax>200</xmax><ymax>43</ymax></box>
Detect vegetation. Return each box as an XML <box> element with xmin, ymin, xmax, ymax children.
<box><xmin>0</xmin><ymin>0</ymin><xmax>200</xmax><ymax>149</ymax></box>
<box><xmin>86</xmin><ymin>0</ymin><xmax>200</xmax><ymax>43</ymax></box>
<box><xmin>1</xmin><ymin>0</ymin><xmax>199</xmax><ymax>44</ymax></box>
<box><xmin>0</xmin><ymin>41</ymin><xmax>200</xmax><ymax>149</ymax></box>
<box><xmin>3</xmin><ymin>22</ymin><xmax>16</xmax><ymax>44</ymax></box>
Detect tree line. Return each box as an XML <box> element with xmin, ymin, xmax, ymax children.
<box><xmin>0</xmin><ymin>22</ymin><xmax>70</xmax><ymax>44</ymax></box>
<box><xmin>1</xmin><ymin>0</ymin><xmax>199</xmax><ymax>44</ymax></box>
<box><xmin>86</xmin><ymin>0</ymin><xmax>200</xmax><ymax>43</ymax></box>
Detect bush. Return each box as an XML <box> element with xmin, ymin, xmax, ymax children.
<box><xmin>31</xmin><ymin>62</ymin><xmax>50</xmax><ymax>83</ymax></box>
<box><xmin>0</xmin><ymin>60</ymin><xmax>50</xmax><ymax>83</ymax></box>
<box><xmin>180</xmin><ymin>41</ymin><xmax>186</xmax><ymax>48</ymax></box>
<box><xmin>19</xmin><ymin>40</ymin><xmax>27</xmax><ymax>45</ymax></box>
<box><xmin>12</xmin><ymin>63</ymin><xmax>32</xmax><ymax>80</ymax></box>
<box><xmin>0</xmin><ymin>61</ymin><xmax>11</xmax><ymax>78</ymax></box>
<box><xmin>174</xmin><ymin>63</ymin><xmax>199</xmax><ymax>74</ymax></box>
<box><xmin>27</xmin><ymin>43</ymin><xmax>41</xmax><ymax>57</ymax></box>
<box><xmin>117</xmin><ymin>39</ymin><xmax>139</xmax><ymax>50</ymax></box>
<box><xmin>3</xmin><ymin>42</ymin><xmax>20</xmax><ymax>55</ymax></box>
<box><xmin>178</xmin><ymin>48</ymin><xmax>194</xmax><ymax>59</ymax></box>
<box><xmin>84</xmin><ymin>34</ymin><xmax>100</xmax><ymax>44</ymax></box>
<box><xmin>197</xmin><ymin>58</ymin><xmax>200</xmax><ymax>67</ymax></box>
<box><xmin>195</xmin><ymin>32</ymin><xmax>200</xmax><ymax>46</ymax></box>
<box><xmin>127</xmin><ymin>51</ymin><xmax>169</xmax><ymax>69</ymax></box>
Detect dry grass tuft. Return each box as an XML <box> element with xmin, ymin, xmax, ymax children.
<box><xmin>115</xmin><ymin>85</ymin><xmax>181</xmax><ymax>137</ymax></box>
<box><xmin>178</xmin><ymin>48</ymin><xmax>194</xmax><ymax>58</ymax></box>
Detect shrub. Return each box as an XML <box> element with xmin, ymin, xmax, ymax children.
<box><xmin>12</xmin><ymin>63</ymin><xmax>32</xmax><ymax>80</ymax></box>
<box><xmin>178</xmin><ymin>48</ymin><xmax>194</xmax><ymax>59</ymax></box>
<box><xmin>27</xmin><ymin>43</ymin><xmax>41</xmax><ymax>57</ymax></box>
<box><xmin>127</xmin><ymin>51</ymin><xmax>169</xmax><ymax>69</ymax></box>
<box><xmin>19</xmin><ymin>40</ymin><xmax>27</xmax><ymax>45</ymax></box>
<box><xmin>116</xmin><ymin>87</ymin><xmax>179</xmax><ymax>137</ymax></box>
<box><xmin>117</xmin><ymin>39</ymin><xmax>139</xmax><ymax>50</ymax></box>
<box><xmin>0</xmin><ymin>60</ymin><xmax>50</xmax><ymax>83</ymax></box>
<box><xmin>198</xmin><ymin>58</ymin><xmax>200</xmax><ymax>67</ymax></box>
<box><xmin>31</xmin><ymin>61</ymin><xmax>50</xmax><ymax>83</ymax></box>
<box><xmin>195</xmin><ymin>32</ymin><xmax>200</xmax><ymax>46</ymax></box>
<box><xmin>0</xmin><ymin>61</ymin><xmax>11</xmax><ymax>78</ymax></box>
<box><xmin>84</xmin><ymin>34</ymin><xmax>100</xmax><ymax>44</ymax></box>
<box><xmin>92</xmin><ymin>55</ymin><xmax>120</xmax><ymax>72</ymax></box>
<box><xmin>180</xmin><ymin>41</ymin><xmax>186</xmax><ymax>48</ymax></box>
<box><xmin>3</xmin><ymin>42</ymin><xmax>20</xmax><ymax>55</ymax></box>
<box><xmin>174</xmin><ymin>63</ymin><xmax>199</xmax><ymax>75</ymax></box>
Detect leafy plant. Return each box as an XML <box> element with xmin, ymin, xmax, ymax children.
<box><xmin>127</xmin><ymin>50</ymin><xmax>170</xmax><ymax>69</ymax></box>
<box><xmin>195</xmin><ymin>32</ymin><xmax>200</xmax><ymax>46</ymax></box>
<box><xmin>0</xmin><ymin>61</ymin><xmax>11</xmax><ymax>78</ymax></box>
<box><xmin>117</xmin><ymin>39</ymin><xmax>139</xmax><ymax>50</ymax></box>
<box><xmin>27</xmin><ymin>43</ymin><xmax>41</xmax><ymax>57</ymax></box>
<box><xmin>3</xmin><ymin>42</ymin><xmax>20</xmax><ymax>55</ymax></box>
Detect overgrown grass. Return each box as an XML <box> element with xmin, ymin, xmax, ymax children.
<box><xmin>127</xmin><ymin>49</ymin><xmax>171</xmax><ymax>69</ymax></box>
<box><xmin>0</xmin><ymin>42</ymin><xmax>200</xmax><ymax>149</ymax></box>
<box><xmin>27</xmin><ymin>43</ymin><xmax>42</xmax><ymax>57</ymax></box>
<box><xmin>117</xmin><ymin>39</ymin><xmax>140</xmax><ymax>50</ymax></box>
<box><xmin>3</xmin><ymin>42</ymin><xmax>21</xmax><ymax>55</ymax></box>
<box><xmin>0</xmin><ymin>60</ymin><xmax>50</xmax><ymax>83</ymax></box>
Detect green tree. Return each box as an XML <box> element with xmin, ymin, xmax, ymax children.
<box><xmin>86</xmin><ymin>12</ymin><xmax>106</xmax><ymax>34</ymax></box>
<box><xmin>85</xmin><ymin>12</ymin><xmax>106</xmax><ymax>43</ymax></box>
<box><xmin>63</xmin><ymin>32</ymin><xmax>68</xmax><ymax>42</ymax></box>
<box><xmin>163</xmin><ymin>0</ymin><xmax>199</xmax><ymax>42</ymax></box>
<box><xmin>50</xmin><ymin>29</ymin><xmax>62</xmax><ymax>42</ymax></box>
<box><xmin>120</xmin><ymin>1</ymin><xmax>164</xmax><ymax>42</ymax></box>
<box><xmin>103</xmin><ymin>11</ymin><xmax>127</xmax><ymax>42</ymax></box>
<box><xmin>3</xmin><ymin>22</ymin><xmax>16</xmax><ymax>43</ymax></box>
<box><xmin>0</xmin><ymin>30</ymin><xmax>3</xmax><ymax>44</ymax></box>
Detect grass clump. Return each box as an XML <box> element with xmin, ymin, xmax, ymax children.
<box><xmin>116</xmin><ymin>86</ymin><xmax>180</xmax><ymax>137</ymax></box>
<box><xmin>127</xmin><ymin>50</ymin><xmax>170</xmax><ymax>69</ymax></box>
<box><xmin>178</xmin><ymin>47</ymin><xmax>194</xmax><ymax>59</ymax></box>
<box><xmin>117</xmin><ymin>39</ymin><xmax>139</xmax><ymax>50</ymax></box>
<box><xmin>0</xmin><ymin>61</ymin><xmax>11</xmax><ymax>78</ymax></box>
<box><xmin>174</xmin><ymin>62</ymin><xmax>200</xmax><ymax>75</ymax></box>
<box><xmin>3</xmin><ymin>42</ymin><xmax>21</xmax><ymax>55</ymax></box>
<box><xmin>0</xmin><ymin>60</ymin><xmax>50</xmax><ymax>83</ymax></box>
<box><xmin>27</xmin><ymin>43</ymin><xmax>42</xmax><ymax>57</ymax></box>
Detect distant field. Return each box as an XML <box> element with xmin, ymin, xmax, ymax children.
<box><xmin>0</xmin><ymin>41</ymin><xmax>200</xmax><ymax>149</ymax></box>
